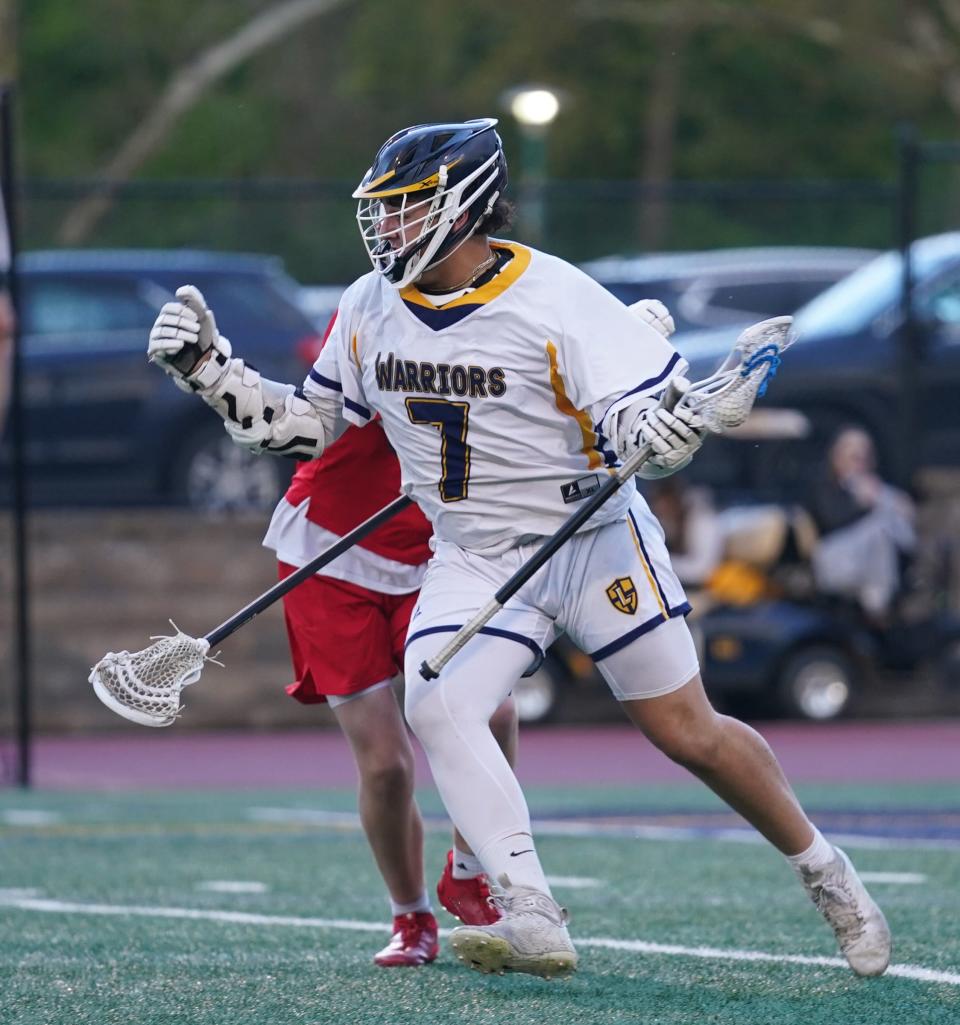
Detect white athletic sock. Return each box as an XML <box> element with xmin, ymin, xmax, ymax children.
<box><xmin>785</xmin><ymin>826</ymin><xmax>835</xmax><ymax>874</ymax></box>
<box><xmin>477</xmin><ymin>830</ymin><xmax>552</xmax><ymax>895</ymax></box>
<box><xmin>451</xmin><ymin>847</ymin><xmax>484</xmax><ymax>880</ymax></box>
<box><xmin>389</xmin><ymin>891</ymin><xmax>431</xmax><ymax>917</ymax></box>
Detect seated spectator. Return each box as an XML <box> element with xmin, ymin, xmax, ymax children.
<box><xmin>807</xmin><ymin>426</ymin><xmax>915</xmax><ymax>620</ymax></box>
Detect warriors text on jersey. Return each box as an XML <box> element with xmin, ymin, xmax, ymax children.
<box><xmin>306</xmin><ymin>241</ymin><xmax>687</xmax><ymax>553</ymax></box>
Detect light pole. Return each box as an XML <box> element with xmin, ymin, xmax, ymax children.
<box><xmin>501</xmin><ymin>85</ymin><xmax>562</xmax><ymax>245</ymax></box>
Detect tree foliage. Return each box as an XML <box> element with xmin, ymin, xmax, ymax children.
<box><xmin>13</xmin><ymin>0</ymin><xmax>960</xmax><ymax>275</ymax></box>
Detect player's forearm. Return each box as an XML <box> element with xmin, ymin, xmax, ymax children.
<box><xmin>147</xmin><ymin>285</ymin><xmax>339</xmax><ymax>459</ymax></box>
<box><xmin>188</xmin><ymin>353</ymin><xmax>337</xmax><ymax>459</ymax></box>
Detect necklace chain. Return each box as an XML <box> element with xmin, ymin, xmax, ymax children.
<box><xmin>441</xmin><ymin>251</ymin><xmax>498</xmax><ymax>292</ymax></box>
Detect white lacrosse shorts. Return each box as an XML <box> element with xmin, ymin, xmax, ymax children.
<box><xmin>405</xmin><ymin>493</ymin><xmax>699</xmax><ymax>702</ymax></box>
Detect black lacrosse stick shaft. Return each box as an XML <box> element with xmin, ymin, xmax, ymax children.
<box><xmin>417</xmin><ymin>379</ymin><xmax>686</xmax><ymax>679</ymax></box>
<box><xmin>491</xmin><ymin>379</ymin><xmax>685</xmax><ymax>604</ymax></box>
<box><xmin>204</xmin><ymin>494</ymin><xmax>412</xmax><ymax>647</ymax></box>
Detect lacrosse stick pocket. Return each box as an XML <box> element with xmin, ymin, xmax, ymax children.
<box><xmin>680</xmin><ymin>316</ymin><xmax>794</xmax><ymax>434</ymax></box>
<box><xmin>89</xmin><ymin>628</ymin><xmax>213</xmax><ymax>727</ymax></box>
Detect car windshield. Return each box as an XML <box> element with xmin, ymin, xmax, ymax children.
<box><xmin>19</xmin><ymin>264</ymin><xmax>311</xmax><ymax>358</ymax></box>
<box><xmin>792</xmin><ymin>254</ymin><xmax>902</xmax><ymax>337</ymax></box>
<box><xmin>151</xmin><ymin>271</ymin><xmax>309</xmax><ymax>334</ymax></box>
<box><xmin>795</xmin><ymin>235</ymin><xmax>960</xmax><ymax>338</ymax></box>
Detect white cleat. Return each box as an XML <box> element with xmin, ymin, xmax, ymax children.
<box><xmin>449</xmin><ymin>875</ymin><xmax>578</xmax><ymax>980</ymax></box>
<box><xmin>800</xmin><ymin>846</ymin><xmax>892</xmax><ymax>977</ymax></box>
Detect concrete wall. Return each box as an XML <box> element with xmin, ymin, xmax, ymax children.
<box><xmin>0</xmin><ymin>511</ymin><xmax>336</xmax><ymax>732</ymax></box>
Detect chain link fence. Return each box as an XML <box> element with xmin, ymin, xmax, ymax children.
<box><xmin>18</xmin><ymin>176</ymin><xmax>909</xmax><ymax>284</ymax></box>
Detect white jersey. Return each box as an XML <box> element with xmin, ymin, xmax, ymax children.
<box><xmin>306</xmin><ymin>241</ymin><xmax>686</xmax><ymax>553</ymax></box>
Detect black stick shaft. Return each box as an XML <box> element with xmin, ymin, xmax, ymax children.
<box><xmin>492</xmin><ymin>380</ymin><xmax>687</xmax><ymax>603</ymax></box>
<box><xmin>204</xmin><ymin>494</ymin><xmax>412</xmax><ymax>647</ymax></box>
<box><xmin>418</xmin><ymin>379</ymin><xmax>686</xmax><ymax>679</ymax></box>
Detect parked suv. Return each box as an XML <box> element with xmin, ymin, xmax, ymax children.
<box><xmin>677</xmin><ymin>232</ymin><xmax>960</xmax><ymax>499</ymax></box>
<box><xmin>581</xmin><ymin>246</ymin><xmax>876</xmax><ymax>335</ymax></box>
<box><xmin>2</xmin><ymin>250</ymin><xmax>323</xmax><ymax>512</ymax></box>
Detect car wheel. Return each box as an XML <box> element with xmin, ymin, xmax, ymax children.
<box><xmin>172</xmin><ymin>424</ymin><xmax>289</xmax><ymax>514</ymax></box>
<box><xmin>512</xmin><ymin>656</ymin><xmax>566</xmax><ymax>725</ymax></box>
<box><xmin>776</xmin><ymin>645</ymin><xmax>856</xmax><ymax>721</ymax></box>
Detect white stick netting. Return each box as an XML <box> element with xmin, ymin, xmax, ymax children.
<box><xmin>679</xmin><ymin>316</ymin><xmax>794</xmax><ymax>434</ymax></box>
<box><xmin>89</xmin><ymin>628</ymin><xmax>212</xmax><ymax>727</ymax></box>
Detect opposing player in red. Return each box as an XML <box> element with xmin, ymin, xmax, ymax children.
<box><xmin>262</xmin><ymin>312</ymin><xmax>517</xmax><ymax>967</ymax></box>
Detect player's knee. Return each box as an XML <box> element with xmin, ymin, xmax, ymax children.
<box><xmin>403</xmin><ymin>684</ymin><xmax>453</xmax><ymax>747</ymax></box>
<box><xmin>647</xmin><ymin>711</ymin><xmax>724</xmax><ymax>772</ymax></box>
<box><xmin>488</xmin><ymin>695</ymin><xmax>517</xmax><ymax>739</ymax></box>
<box><xmin>357</xmin><ymin>749</ymin><xmax>414</xmax><ymax>801</ymax></box>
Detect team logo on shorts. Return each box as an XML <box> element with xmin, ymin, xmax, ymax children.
<box><xmin>606</xmin><ymin>576</ymin><xmax>638</xmax><ymax>615</ymax></box>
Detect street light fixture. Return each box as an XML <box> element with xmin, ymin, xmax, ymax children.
<box><xmin>500</xmin><ymin>84</ymin><xmax>563</xmax><ymax>244</ymax></box>
<box><xmin>509</xmin><ymin>87</ymin><xmax>561</xmax><ymax>129</ymax></box>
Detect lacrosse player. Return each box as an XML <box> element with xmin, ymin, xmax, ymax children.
<box><xmin>261</xmin><ymin>312</ymin><xmax>517</xmax><ymax>967</ymax></box>
<box><xmin>148</xmin><ymin>118</ymin><xmax>891</xmax><ymax>981</ymax></box>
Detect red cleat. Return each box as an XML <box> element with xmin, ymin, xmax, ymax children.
<box><xmin>373</xmin><ymin>912</ymin><xmax>439</xmax><ymax>967</ymax></box>
<box><xmin>436</xmin><ymin>849</ymin><xmax>501</xmax><ymax>926</ymax></box>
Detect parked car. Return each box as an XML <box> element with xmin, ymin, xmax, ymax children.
<box><xmin>296</xmin><ymin>283</ymin><xmax>346</xmax><ymax>330</ymax></box>
<box><xmin>676</xmin><ymin>232</ymin><xmax>960</xmax><ymax>500</ymax></box>
<box><xmin>690</xmin><ymin>500</ymin><xmax>960</xmax><ymax>720</ymax></box>
<box><xmin>580</xmin><ymin>246</ymin><xmax>876</xmax><ymax>335</ymax></box>
<box><xmin>1</xmin><ymin>249</ymin><xmax>324</xmax><ymax>511</ymax></box>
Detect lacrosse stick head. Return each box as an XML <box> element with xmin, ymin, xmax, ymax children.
<box><xmin>679</xmin><ymin>316</ymin><xmax>794</xmax><ymax>433</ymax></box>
<box><xmin>89</xmin><ymin>629</ymin><xmax>211</xmax><ymax>727</ymax></box>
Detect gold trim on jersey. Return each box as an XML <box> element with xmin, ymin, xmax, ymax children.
<box><xmin>626</xmin><ymin>514</ymin><xmax>668</xmax><ymax>618</ymax></box>
<box><xmin>351</xmin><ymin>333</ymin><xmax>361</xmax><ymax>369</ymax></box>
<box><xmin>545</xmin><ymin>340</ymin><xmax>603</xmax><ymax>471</ymax></box>
<box><xmin>399</xmin><ymin>241</ymin><xmax>532</xmax><ymax>310</ymax></box>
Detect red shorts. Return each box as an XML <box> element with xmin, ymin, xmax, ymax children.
<box><xmin>278</xmin><ymin>562</ymin><xmax>419</xmax><ymax>703</ymax></box>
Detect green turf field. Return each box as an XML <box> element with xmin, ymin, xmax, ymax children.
<box><xmin>2</xmin><ymin>782</ymin><xmax>958</xmax><ymax>1025</ymax></box>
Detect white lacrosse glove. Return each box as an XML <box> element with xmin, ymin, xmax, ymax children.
<box><xmin>616</xmin><ymin>389</ymin><xmax>704</xmax><ymax>479</ymax></box>
<box><xmin>148</xmin><ymin>285</ymin><xmax>232</xmax><ymax>392</ymax></box>
<box><xmin>630</xmin><ymin>298</ymin><xmax>675</xmax><ymax>339</ymax></box>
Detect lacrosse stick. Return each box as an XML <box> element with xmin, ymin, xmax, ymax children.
<box><xmin>419</xmin><ymin>316</ymin><xmax>794</xmax><ymax>680</ymax></box>
<box><xmin>90</xmin><ymin>494</ymin><xmax>412</xmax><ymax>727</ymax></box>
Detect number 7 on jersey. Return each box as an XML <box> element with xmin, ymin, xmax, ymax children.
<box><xmin>405</xmin><ymin>398</ymin><xmax>471</xmax><ymax>502</ymax></box>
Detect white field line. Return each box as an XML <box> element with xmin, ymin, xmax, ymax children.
<box><xmin>1</xmin><ymin>895</ymin><xmax>958</xmax><ymax>988</ymax></box>
<box><xmin>247</xmin><ymin>806</ymin><xmax>960</xmax><ymax>853</ymax></box>
<box><xmin>196</xmin><ymin>881</ymin><xmax>269</xmax><ymax>894</ymax></box>
<box><xmin>859</xmin><ymin>872</ymin><xmax>927</xmax><ymax>885</ymax></box>
<box><xmin>545</xmin><ymin>875</ymin><xmax>603</xmax><ymax>888</ymax></box>
<box><xmin>248</xmin><ymin>808</ymin><xmax>360</xmax><ymax>827</ymax></box>
<box><xmin>1</xmin><ymin>810</ymin><xmax>61</xmax><ymax>826</ymax></box>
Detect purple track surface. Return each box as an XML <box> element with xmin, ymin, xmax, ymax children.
<box><xmin>21</xmin><ymin>720</ymin><xmax>960</xmax><ymax>790</ymax></box>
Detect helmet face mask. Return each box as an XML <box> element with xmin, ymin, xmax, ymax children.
<box><xmin>353</xmin><ymin>119</ymin><xmax>508</xmax><ymax>289</ymax></box>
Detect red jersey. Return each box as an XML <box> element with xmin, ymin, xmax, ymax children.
<box><xmin>283</xmin><ymin>422</ymin><xmax>433</xmax><ymax>566</ymax></box>
<box><xmin>278</xmin><ymin>308</ymin><xmax>432</xmax><ymax>567</ymax></box>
